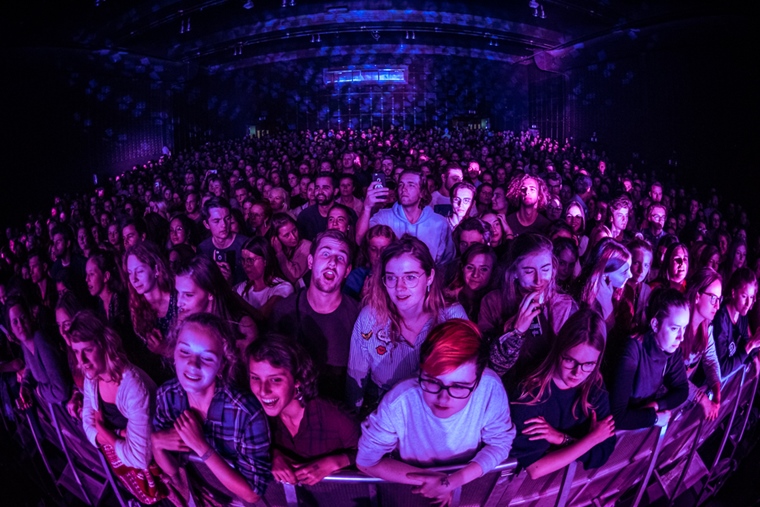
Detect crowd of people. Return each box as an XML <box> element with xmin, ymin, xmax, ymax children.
<box><xmin>1</xmin><ymin>126</ymin><xmax>759</xmax><ymax>506</ymax></box>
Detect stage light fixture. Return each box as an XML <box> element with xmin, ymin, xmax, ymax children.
<box><xmin>406</xmin><ymin>31</ymin><xmax>409</xmax><ymax>40</ymax></box>
<box><xmin>317</xmin><ymin>33</ymin><xmax>321</xmax><ymax>42</ymax></box>
<box><xmin>411</xmin><ymin>31</ymin><xmax>415</xmax><ymax>40</ymax></box>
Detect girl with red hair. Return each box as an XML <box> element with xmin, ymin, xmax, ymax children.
<box><xmin>357</xmin><ymin>319</ymin><xmax>515</xmax><ymax>506</ymax></box>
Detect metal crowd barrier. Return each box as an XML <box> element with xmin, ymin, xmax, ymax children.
<box><xmin>2</xmin><ymin>360</ymin><xmax>757</xmax><ymax>507</ymax></box>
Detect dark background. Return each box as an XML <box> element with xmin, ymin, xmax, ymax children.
<box><xmin>2</xmin><ymin>2</ymin><xmax>756</xmax><ymax>228</ymax></box>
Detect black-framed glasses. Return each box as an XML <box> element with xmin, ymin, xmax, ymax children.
<box><xmin>418</xmin><ymin>376</ymin><xmax>478</xmax><ymax>399</ymax></box>
<box><xmin>382</xmin><ymin>273</ymin><xmax>423</xmax><ymax>289</ymax></box>
<box><xmin>560</xmin><ymin>355</ymin><xmax>597</xmax><ymax>373</ymax></box>
<box><xmin>701</xmin><ymin>291</ymin><xmax>723</xmax><ymax>306</ymax></box>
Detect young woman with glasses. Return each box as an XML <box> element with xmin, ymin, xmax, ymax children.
<box><xmin>509</xmin><ymin>309</ymin><xmax>615</xmax><ymax>479</ymax></box>
<box><xmin>357</xmin><ymin>319</ymin><xmax>514</xmax><ymax>507</ymax></box>
<box><xmin>607</xmin><ymin>288</ymin><xmax>689</xmax><ymax>430</ymax></box>
<box><xmin>346</xmin><ymin>235</ymin><xmax>467</xmax><ymax>414</ymax></box>
<box><xmin>682</xmin><ymin>268</ymin><xmax>723</xmax><ymax>421</ymax></box>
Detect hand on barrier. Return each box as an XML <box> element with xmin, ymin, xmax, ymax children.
<box><xmin>272</xmin><ymin>451</ymin><xmax>298</xmax><ymax>484</ymax></box>
<box><xmin>293</xmin><ymin>455</ymin><xmax>344</xmax><ymax>486</ymax></box>
<box><xmin>407</xmin><ymin>471</ymin><xmax>453</xmax><ymax>507</ymax></box>
<box><xmin>67</xmin><ymin>391</ymin><xmax>83</xmax><ymax>420</ymax></box>
<box><xmin>588</xmin><ymin>411</ymin><xmax>616</xmax><ymax>445</ymax></box>
<box><xmin>522</xmin><ymin>416</ymin><xmax>565</xmax><ymax>445</ymax></box>
<box><xmin>654</xmin><ymin>410</ymin><xmax>671</xmax><ymax>427</ymax></box>
<box><xmin>699</xmin><ymin>395</ymin><xmax>720</xmax><ymax>421</ymax></box>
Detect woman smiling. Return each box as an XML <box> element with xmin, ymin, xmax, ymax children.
<box><xmin>346</xmin><ymin>235</ymin><xmax>467</xmax><ymax>414</ymax></box>
<box><xmin>152</xmin><ymin>313</ymin><xmax>271</xmax><ymax>505</ymax></box>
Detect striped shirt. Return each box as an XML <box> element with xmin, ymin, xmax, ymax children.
<box><xmin>153</xmin><ymin>379</ymin><xmax>272</xmax><ymax>496</ymax></box>
<box><xmin>346</xmin><ymin>304</ymin><xmax>468</xmax><ymax>410</ymax></box>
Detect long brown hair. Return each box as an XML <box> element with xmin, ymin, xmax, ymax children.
<box><xmin>368</xmin><ymin>235</ymin><xmax>444</xmax><ymax>343</ymax></box>
<box><xmin>124</xmin><ymin>241</ymin><xmax>174</xmax><ymax>338</ymax></box>
<box><xmin>515</xmin><ymin>308</ymin><xmax>606</xmax><ymax>418</ymax></box>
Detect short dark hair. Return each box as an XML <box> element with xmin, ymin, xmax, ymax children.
<box><xmin>202</xmin><ymin>196</ymin><xmax>232</xmax><ymax>221</ymax></box>
<box><xmin>309</xmin><ymin>230</ymin><xmax>355</xmax><ymax>265</ymax></box>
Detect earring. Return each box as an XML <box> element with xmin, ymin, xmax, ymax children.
<box><xmin>295</xmin><ymin>386</ymin><xmax>303</xmax><ymax>402</ymax></box>
<box><xmin>426</xmin><ymin>285</ymin><xmax>431</xmax><ymax>294</ymax></box>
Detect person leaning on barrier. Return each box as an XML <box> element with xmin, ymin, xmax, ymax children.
<box><xmin>70</xmin><ymin>310</ymin><xmax>167</xmax><ymax>503</ymax></box>
<box><xmin>509</xmin><ymin>309</ymin><xmax>616</xmax><ymax>479</ymax></box>
<box><xmin>152</xmin><ymin>313</ymin><xmax>271</xmax><ymax>505</ymax></box>
<box><xmin>607</xmin><ymin>288</ymin><xmax>689</xmax><ymax>430</ymax></box>
<box><xmin>712</xmin><ymin>267</ymin><xmax>760</xmax><ymax>377</ymax></box>
<box><xmin>247</xmin><ymin>334</ymin><xmax>359</xmax><ymax>486</ymax></box>
<box><xmin>357</xmin><ymin>319</ymin><xmax>515</xmax><ymax>507</ymax></box>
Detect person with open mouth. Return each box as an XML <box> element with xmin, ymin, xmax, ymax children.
<box><xmin>247</xmin><ymin>334</ymin><xmax>359</xmax><ymax>487</ymax></box>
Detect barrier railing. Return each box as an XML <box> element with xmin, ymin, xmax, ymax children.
<box><xmin>2</xmin><ymin>360</ymin><xmax>757</xmax><ymax>507</ymax></box>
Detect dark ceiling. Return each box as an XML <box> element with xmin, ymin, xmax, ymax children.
<box><xmin>2</xmin><ymin>0</ymin><xmax>731</xmax><ymax>70</ymax></box>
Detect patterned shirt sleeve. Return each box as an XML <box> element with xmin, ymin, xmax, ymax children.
<box><xmin>231</xmin><ymin>394</ymin><xmax>273</xmax><ymax>497</ymax></box>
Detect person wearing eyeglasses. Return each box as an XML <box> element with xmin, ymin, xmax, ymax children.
<box><xmin>509</xmin><ymin>309</ymin><xmax>615</xmax><ymax>479</ymax></box>
<box><xmin>357</xmin><ymin>319</ymin><xmax>514</xmax><ymax>506</ymax></box>
<box><xmin>346</xmin><ymin>235</ymin><xmax>467</xmax><ymax>415</ymax></box>
<box><xmin>682</xmin><ymin>269</ymin><xmax>723</xmax><ymax>421</ymax></box>
<box><xmin>641</xmin><ymin>203</ymin><xmax>668</xmax><ymax>249</ymax></box>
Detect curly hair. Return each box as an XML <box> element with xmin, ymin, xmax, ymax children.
<box><xmin>506</xmin><ymin>174</ymin><xmax>549</xmax><ymax>211</ymax></box>
<box><xmin>245</xmin><ymin>334</ymin><xmax>319</xmax><ymax>404</ymax></box>
<box><xmin>69</xmin><ymin>310</ymin><xmax>130</xmax><ymax>384</ymax></box>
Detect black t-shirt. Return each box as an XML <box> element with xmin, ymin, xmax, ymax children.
<box><xmin>509</xmin><ymin>381</ymin><xmax>616</xmax><ymax>470</ymax></box>
<box><xmin>505</xmin><ymin>212</ymin><xmax>551</xmax><ymax>237</ymax></box>
<box><xmin>297</xmin><ymin>205</ymin><xmax>329</xmax><ymax>242</ymax></box>
<box><xmin>271</xmin><ymin>290</ymin><xmax>360</xmax><ymax>370</ymax></box>
<box><xmin>198</xmin><ymin>233</ymin><xmax>249</xmax><ymax>285</ymax></box>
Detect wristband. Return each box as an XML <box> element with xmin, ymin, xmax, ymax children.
<box><xmin>199</xmin><ymin>447</ymin><xmax>215</xmax><ymax>462</ymax></box>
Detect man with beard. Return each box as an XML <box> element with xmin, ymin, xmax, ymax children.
<box><xmin>504</xmin><ymin>174</ymin><xmax>551</xmax><ymax>236</ymax></box>
<box><xmin>297</xmin><ymin>173</ymin><xmax>356</xmax><ymax>241</ymax></box>
<box><xmin>271</xmin><ymin>230</ymin><xmax>359</xmax><ymax>401</ymax></box>
<box><xmin>28</xmin><ymin>251</ymin><xmax>57</xmax><ymax>309</ymax></box>
<box><xmin>357</xmin><ymin>169</ymin><xmax>454</xmax><ymax>266</ymax></box>
<box><xmin>429</xmin><ymin>164</ymin><xmax>464</xmax><ymax>207</ymax></box>
<box><xmin>641</xmin><ymin>203</ymin><xmax>668</xmax><ymax>248</ymax></box>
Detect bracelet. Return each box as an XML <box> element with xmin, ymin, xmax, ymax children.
<box><xmin>199</xmin><ymin>447</ymin><xmax>215</xmax><ymax>462</ymax></box>
<box><xmin>561</xmin><ymin>433</ymin><xmax>575</xmax><ymax>446</ymax></box>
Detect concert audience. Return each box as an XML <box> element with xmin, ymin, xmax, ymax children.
<box><xmin>2</xmin><ymin>125</ymin><xmax>760</xmax><ymax>504</ymax></box>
